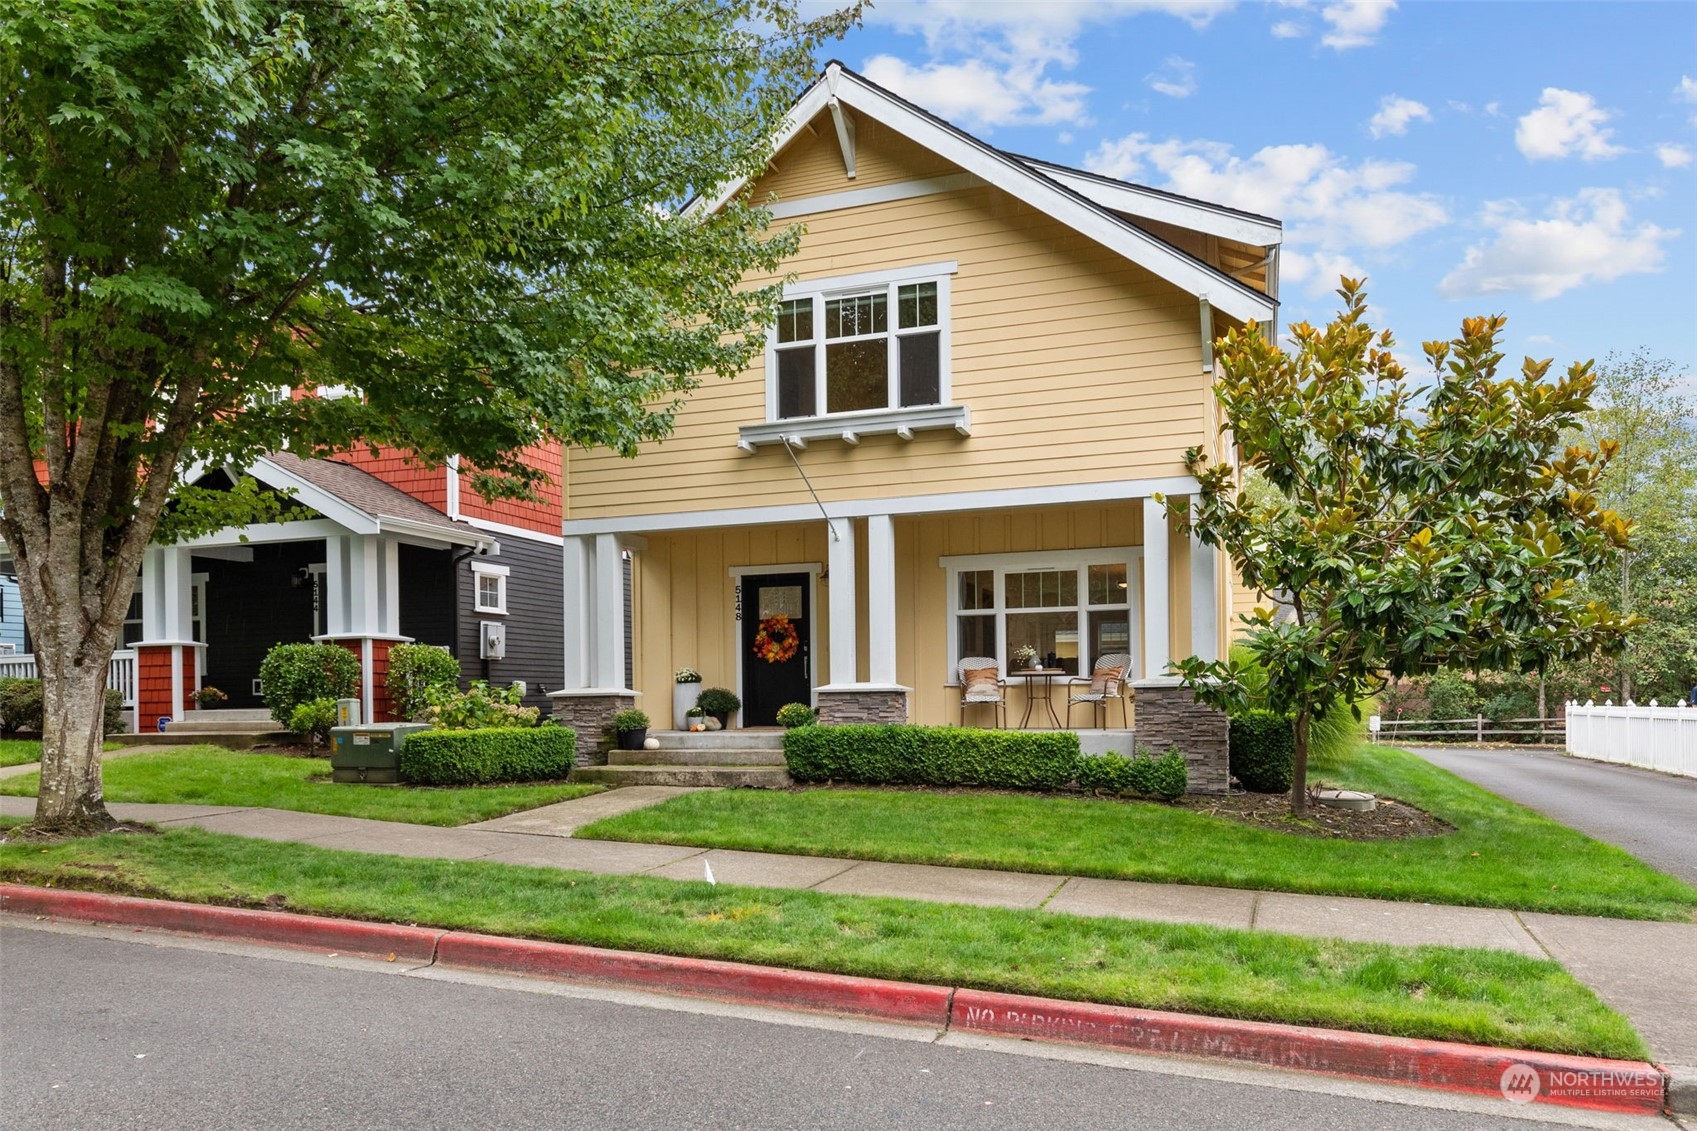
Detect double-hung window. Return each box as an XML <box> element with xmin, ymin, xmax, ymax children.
<box><xmin>944</xmin><ymin>550</ymin><xmax>1139</xmax><ymax>678</ymax></box>
<box><xmin>771</xmin><ymin>265</ymin><xmax>951</xmax><ymax>421</ymax></box>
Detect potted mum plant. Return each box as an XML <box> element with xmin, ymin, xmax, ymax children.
<box><xmin>673</xmin><ymin>667</ymin><xmax>702</xmax><ymax>728</ymax></box>
<box><xmin>684</xmin><ymin>705</ymin><xmax>708</xmax><ymax>732</ymax></box>
<box><xmin>697</xmin><ymin>687</ymin><xmax>740</xmax><ymax>729</ymax></box>
<box><xmin>192</xmin><ymin>685</ymin><xmax>229</xmax><ymax>710</ymax></box>
<box><xmin>613</xmin><ymin>707</ymin><xmax>651</xmax><ymax>751</ymax></box>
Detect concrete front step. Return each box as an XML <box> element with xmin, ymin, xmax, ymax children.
<box><xmin>648</xmin><ymin>729</ymin><xmax>785</xmax><ymax>751</ymax></box>
<box><xmin>159</xmin><ymin>718</ymin><xmax>281</xmax><ymax>735</ymax></box>
<box><xmin>185</xmin><ymin>708</ymin><xmax>275</xmax><ymax>724</ymax></box>
<box><xmin>571</xmin><ymin>764</ymin><xmax>792</xmax><ymax>789</ymax></box>
<box><xmin>609</xmin><ymin>748</ymin><xmax>788</xmax><ymax>767</ymax></box>
<box><xmin>111</xmin><ymin>731</ymin><xmax>294</xmax><ymax>750</ymax></box>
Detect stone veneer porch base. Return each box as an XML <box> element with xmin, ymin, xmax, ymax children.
<box><xmin>814</xmin><ymin>687</ymin><xmax>910</xmax><ymax>725</ymax></box>
<box><xmin>1130</xmin><ymin>678</ymin><xmax>1230</xmax><ymax>795</ymax></box>
<box><xmin>549</xmin><ymin>691</ymin><xmax>638</xmax><ymax>766</ymax></box>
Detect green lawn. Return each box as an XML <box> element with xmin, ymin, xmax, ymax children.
<box><xmin>0</xmin><ymin>740</ymin><xmax>46</xmax><ymax>768</ymax></box>
<box><xmin>579</xmin><ymin>744</ymin><xmax>1697</xmax><ymax>921</ymax></box>
<box><xmin>0</xmin><ymin>746</ymin><xmax>601</xmax><ymax>826</ymax></box>
<box><xmin>0</xmin><ymin>826</ymin><xmax>1647</xmax><ymax>1059</ymax></box>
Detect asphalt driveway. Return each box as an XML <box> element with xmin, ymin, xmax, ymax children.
<box><xmin>1405</xmin><ymin>745</ymin><xmax>1697</xmax><ymax>885</ymax></box>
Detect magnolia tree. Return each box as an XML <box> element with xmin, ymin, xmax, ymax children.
<box><xmin>0</xmin><ymin>0</ymin><xmax>858</xmax><ymax>834</ymax></box>
<box><xmin>1167</xmin><ymin>281</ymin><xmax>1635</xmax><ymax>814</ymax></box>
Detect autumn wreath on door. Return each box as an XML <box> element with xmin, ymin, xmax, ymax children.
<box><xmin>752</xmin><ymin>615</ymin><xmax>800</xmax><ymax>664</ymax></box>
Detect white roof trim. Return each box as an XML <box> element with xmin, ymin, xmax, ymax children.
<box><xmin>1020</xmin><ymin>160</ymin><xmax>1283</xmax><ymax>248</ymax></box>
<box><xmin>694</xmin><ymin>63</ymin><xmax>1276</xmax><ymax>325</ymax></box>
<box><xmin>245</xmin><ymin>457</ymin><xmax>491</xmax><ymax>549</ymax></box>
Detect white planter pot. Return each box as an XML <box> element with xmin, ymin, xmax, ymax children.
<box><xmin>673</xmin><ymin>683</ymin><xmax>701</xmax><ymax>728</ymax></box>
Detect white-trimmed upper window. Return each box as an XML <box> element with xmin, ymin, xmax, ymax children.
<box><xmin>944</xmin><ymin>548</ymin><xmax>1139</xmax><ymax>679</ymax></box>
<box><xmin>471</xmin><ymin>562</ymin><xmax>509</xmax><ymax>615</ymax></box>
<box><xmin>769</xmin><ymin>263</ymin><xmax>953</xmax><ymax>422</ymax></box>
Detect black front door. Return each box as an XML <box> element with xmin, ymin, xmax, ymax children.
<box><xmin>740</xmin><ymin>572</ymin><xmax>812</xmax><ymax>727</ymax></box>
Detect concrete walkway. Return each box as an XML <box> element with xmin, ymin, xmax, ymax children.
<box><xmin>2</xmin><ymin>790</ymin><xmax>1694</xmax><ymax>1070</ymax></box>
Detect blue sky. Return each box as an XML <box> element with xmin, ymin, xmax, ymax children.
<box><xmin>808</xmin><ymin>1</ymin><xmax>1697</xmax><ymax>387</ymax></box>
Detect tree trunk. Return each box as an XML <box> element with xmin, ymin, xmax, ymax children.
<box><xmin>31</xmin><ymin>646</ymin><xmax>119</xmax><ymax>834</ymax></box>
<box><xmin>1537</xmin><ymin>673</ymin><xmax>1547</xmax><ymax>743</ymax></box>
<box><xmin>1289</xmin><ymin>708</ymin><xmax>1312</xmax><ymax>817</ymax></box>
<box><xmin>1619</xmin><ymin>550</ymin><xmax>1632</xmax><ymax>704</ymax></box>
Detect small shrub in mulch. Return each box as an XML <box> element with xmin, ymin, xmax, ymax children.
<box><xmin>1177</xmin><ymin>790</ymin><xmax>1452</xmax><ymax>840</ymax></box>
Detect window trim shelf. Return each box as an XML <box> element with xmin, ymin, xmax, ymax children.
<box><xmin>737</xmin><ymin>404</ymin><xmax>971</xmax><ymax>453</ymax></box>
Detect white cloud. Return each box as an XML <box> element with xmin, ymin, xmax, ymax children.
<box><xmin>855</xmin><ymin>1</ymin><xmax>1235</xmax><ymax>133</ymax></box>
<box><xmin>1086</xmin><ymin>132</ymin><xmax>1447</xmax><ymax>294</ymax></box>
<box><xmin>861</xmin><ymin>54</ymin><xmax>1091</xmax><ymax>130</ymax></box>
<box><xmin>1515</xmin><ymin>88</ymin><xmax>1624</xmax><ymax>161</ymax></box>
<box><xmin>1368</xmin><ymin>95</ymin><xmax>1432</xmax><ymax>138</ymax></box>
<box><xmin>1146</xmin><ymin>56</ymin><xmax>1197</xmax><ymax>99</ymax></box>
<box><xmin>1438</xmin><ymin>188</ymin><xmax>1677</xmax><ymax>300</ymax></box>
<box><xmin>1678</xmin><ymin>75</ymin><xmax>1697</xmax><ymax>102</ymax></box>
<box><xmin>1657</xmin><ymin>143</ymin><xmax>1693</xmax><ymax>169</ymax></box>
<box><xmin>1320</xmin><ymin>0</ymin><xmax>1396</xmax><ymax>49</ymax></box>
<box><xmin>1270</xmin><ymin>19</ymin><xmax>1305</xmax><ymax>38</ymax></box>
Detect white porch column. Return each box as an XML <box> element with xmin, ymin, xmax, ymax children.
<box><xmin>1189</xmin><ymin>519</ymin><xmax>1219</xmax><ymax>664</ymax></box>
<box><xmin>561</xmin><ymin>535</ymin><xmax>592</xmax><ymax>690</ymax></box>
<box><xmin>137</xmin><ymin>545</ymin><xmax>197</xmax><ymax>722</ymax></box>
<box><xmin>350</xmin><ymin>533</ymin><xmax>381</xmax><ymax>636</ymax></box>
<box><xmin>866</xmin><ymin>514</ymin><xmax>897</xmax><ymax>686</ymax></box>
<box><xmin>1141</xmin><ymin>498</ymin><xmax>1170</xmax><ymax>679</ymax></box>
<box><xmin>322</xmin><ymin>535</ymin><xmax>352</xmax><ymax>636</ymax></box>
<box><xmin>826</xmin><ymin>519</ymin><xmax>857</xmax><ymax>686</ymax></box>
<box><xmin>592</xmin><ymin>533</ymin><xmax>626</xmax><ymax>691</ymax></box>
<box><xmin>377</xmin><ymin>536</ymin><xmax>400</xmax><ymax>636</ymax></box>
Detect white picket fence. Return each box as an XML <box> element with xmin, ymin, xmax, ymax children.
<box><xmin>1565</xmin><ymin>699</ymin><xmax>1697</xmax><ymax>778</ymax></box>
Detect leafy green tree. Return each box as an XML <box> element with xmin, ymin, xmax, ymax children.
<box><xmin>1563</xmin><ymin>351</ymin><xmax>1697</xmax><ymax>703</ymax></box>
<box><xmin>1167</xmin><ymin>281</ymin><xmax>1634</xmax><ymax>814</ymax></box>
<box><xmin>0</xmin><ymin>0</ymin><xmax>857</xmax><ymax>833</ymax></box>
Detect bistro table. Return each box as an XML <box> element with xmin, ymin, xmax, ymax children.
<box><xmin>1011</xmin><ymin>668</ymin><xmax>1065</xmax><ymax>729</ymax></box>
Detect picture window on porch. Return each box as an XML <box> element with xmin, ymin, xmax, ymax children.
<box><xmin>772</xmin><ymin>274</ymin><xmax>947</xmax><ymax>421</ymax></box>
<box><xmin>944</xmin><ymin>551</ymin><xmax>1136</xmax><ymax>680</ymax></box>
<box><xmin>472</xmin><ymin>562</ymin><xmax>509</xmax><ymax>615</ymax></box>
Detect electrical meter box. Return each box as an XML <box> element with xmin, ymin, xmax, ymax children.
<box><xmin>329</xmin><ymin>722</ymin><xmax>430</xmax><ymax>784</ymax></box>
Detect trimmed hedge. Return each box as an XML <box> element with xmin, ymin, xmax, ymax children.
<box><xmin>1229</xmin><ymin>709</ymin><xmax>1296</xmax><ymax>793</ymax></box>
<box><xmin>1075</xmin><ymin>747</ymin><xmax>1188</xmax><ymax>800</ymax></box>
<box><xmin>400</xmin><ymin>726</ymin><xmax>576</xmax><ymax>786</ymax></box>
<box><xmin>784</xmin><ymin>724</ymin><xmax>1079</xmax><ymax>790</ymax></box>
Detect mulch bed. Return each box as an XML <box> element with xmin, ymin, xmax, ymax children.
<box><xmin>1176</xmin><ymin>790</ymin><xmax>1453</xmax><ymax>840</ymax></box>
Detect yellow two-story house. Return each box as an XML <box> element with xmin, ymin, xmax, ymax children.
<box><xmin>550</xmin><ymin>64</ymin><xmax>1280</xmax><ymax>787</ymax></box>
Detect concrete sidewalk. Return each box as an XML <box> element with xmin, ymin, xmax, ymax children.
<box><xmin>2</xmin><ymin>791</ymin><xmax>1693</xmax><ymax>1072</ymax></box>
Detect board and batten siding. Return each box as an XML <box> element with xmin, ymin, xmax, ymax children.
<box><xmin>631</xmin><ymin>500</ymin><xmax>1220</xmax><ymax>728</ymax></box>
<box><xmin>565</xmin><ymin>110</ymin><xmax>1223</xmax><ymax>522</ymax></box>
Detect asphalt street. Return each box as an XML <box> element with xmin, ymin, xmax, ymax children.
<box><xmin>0</xmin><ymin>922</ymin><xmax>1622</xmax><ymax>1131</ymax></box>
<box><xmin>1406</xmin><ymin>745</ymin><xmax>1697</xmax><ymax>884</ymax></box>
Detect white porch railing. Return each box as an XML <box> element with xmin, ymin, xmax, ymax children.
<box><xmin>0</xmin><ymin>650</ymin><xmax>138</xmax><ymax>709</ymax></box>
<box><xmin>1565</xmin><ymin>699</ymin><xmax>1697</xmax><ymax>779</ymax></box>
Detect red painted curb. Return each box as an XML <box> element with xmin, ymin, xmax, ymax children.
<box><xmin>949</xmin><ymin>989</ymin><xmax>1666</xmax><ymax>1116</ymax></box>
<box><xmin>1</xmin><ymin>885</ymin><xmax>1668</xmax><ymax>1115</ymax></box>
<box><xmin>434</xmin><ymin>932</ymin><xmax>953</xmax><ymax>1027</ymax></box>
<box><xmin>0</xmin><ymin>885</ymin><xmax>443</xmax><ymax>964</ymax></box>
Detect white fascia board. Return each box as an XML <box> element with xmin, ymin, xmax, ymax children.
<box><xmin>692</xmin><ymin>81</ymin><xmax>836</xmax><ymax>217</ymax></box>
<box><xmin>172</xmin><ymin>518</ymin><xmax>349</xmax><ymax>549</ymax></box>
<box><xmin>561</xmin><ymin>475</ymin><xmax>1200</xmax><ymax>537</ymax></box>
<box><xmin>1025</xmin><ymin>162</ymin><xmax>1282</xmax><ymax>247</ymax></box>
<box><xmin>374</xmin><ymin>514</ymin><xmax>491</xmax><ymax>550</ymax></box>
<box><xmin>248</xmin><ymin>458</ymin><xmax>380</xmax><ymax>534</ymax></box>
<box><xmin>826</xmin><ymin>80</ymin><xmax>1274</xmax><ymax>325</ymax></box>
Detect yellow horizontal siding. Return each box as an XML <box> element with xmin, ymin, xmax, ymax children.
<box><xmin>570</xmin><ymin>141</ymin><xmax>1212</xmax><ymax>520</ymax></box>
<box><xmin>751</xmin><ymin>108</ymin><xmax>956</xmax><ymax>203</ymax></box>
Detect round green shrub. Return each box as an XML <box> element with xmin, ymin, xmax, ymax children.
<box><xmin>697</xmin><ymin>687</ymin><xmax>741</xmax><ymax>714</ymax></box>
<box><xmin>288</xmin><ymin>698</ymin><xmax>339</xmax><ymax>747</ymax></box>
<box><xmin>258</xmin><ymin>643</ymin><xmax>361</xmax><ymax>728</ymax></box>
<box><xmin>612</xmin><ymin>708</ymin><xmax>650</xmax><ymax>731</ymax></box>
<box><xmin>386</xmin><ymin>643</ymin><xmax>462</xmax><ymax>721</ymax></box>
<box><xmin>775</xmin><ymin>702</ymin><xmax>816</xmax><ymax>728</ymax></box>
<box><xmin>1076</xmin><ymin>753</ymin><xmax>1133</xmax><ymax>794</ymax></box>
<box><xmin>0</xmin><ymin>677</ymin><xmax>44</xmax><ymax>735</ymax></box>
<box><xmin>1229</xmin><ymin>710</ymin><xmax>1295</xmax><ymax>793</ymax></box>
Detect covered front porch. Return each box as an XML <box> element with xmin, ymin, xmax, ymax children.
<box><xmin>554</xmin><ymin>487</ymin><xmax>1231</xmax><ymax>789</ymax></box>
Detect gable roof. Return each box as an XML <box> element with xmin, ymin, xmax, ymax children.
<box><xmin>1011</xmin><ymin>155</ymin><xmax>1283</xmax><ymax>248</ymax></box>
<box><xmin>696</xmin><ymin>62</ymin><xmax>1279</xmax><ymax>325</ymax></box>
<box><xmin>249</xmin><ymin>452</ymin><xmax>491</xmax><ymax>548</ymax></box>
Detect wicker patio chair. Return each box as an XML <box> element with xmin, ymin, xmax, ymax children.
<box><xmin>956</xmin><ymin>656</ymin><xmax>1007</xmax><ymax>729</ymax></box>
<box><xmin>1066</xmin><ymin>653</ymin><xmax>1133</xmax><ymax>728</ymax></box>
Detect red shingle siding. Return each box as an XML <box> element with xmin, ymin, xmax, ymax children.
<box><xmin>136</xmin><ymin>646</ymin><xmax>176</xmax><ymax>732</ymax></box>
<box><xmin>457</xmin><ymin>444</ymin><xmax>563</xmax><ymax>535</ymax></box>
<box><xmin>334</xmin><ymin>446</ymin><xmax>448</xmax><ymax>510</ymax></box>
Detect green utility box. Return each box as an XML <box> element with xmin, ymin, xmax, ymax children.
<box><xmin>330</xmin><ymin>723</ymin><xmax>431</xmax><ymax>784</ymax></box>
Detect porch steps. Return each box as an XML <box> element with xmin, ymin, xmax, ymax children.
<box><xmin>112</xmin><ymin>708</ymin><xmax>293</xmax><ymax>750</ymax></box>
<box><xmin>575</xmin><ymin>730</ymin><xmax>791</xmax><ymax>788</ymax></box>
